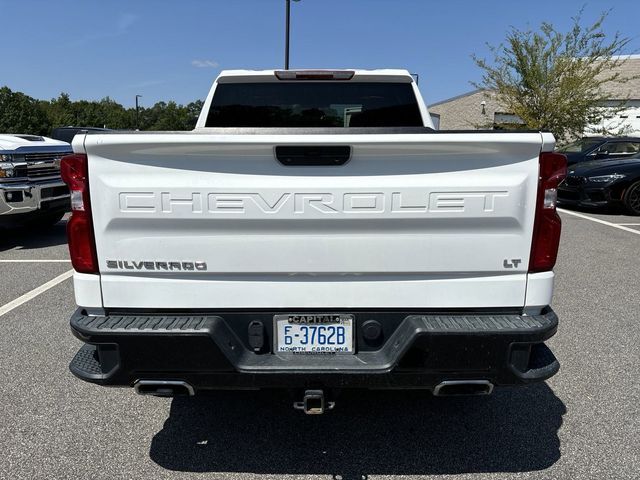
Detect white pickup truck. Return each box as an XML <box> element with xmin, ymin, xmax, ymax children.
<box><xmin>64</xmin><ymin>69</ymin><xmax>566</xmax><ymax>413</ymax></box>
<box><xmin>0</xmin><ymin>134</ymin><xmax>71</xmax><ymax>228</ymax></box>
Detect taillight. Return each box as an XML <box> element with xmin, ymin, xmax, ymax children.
<box><xmin>60</xmin><ymin>153</ymin><xmax>98</xmax><ymax>274</ymax></box>
<box><xmin>529</xmin><ymin>151</ymin><xmax>567</xmax><ymax>272</ymax></box>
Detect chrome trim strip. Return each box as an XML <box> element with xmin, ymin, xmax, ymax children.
<box><xmin>42</xmin><ymin>193</ymin><xmax>71</xmax><ymax>201</ymax></box>
<box><xmin>0</xmin><ymin>180</ymin><xmax>66</xmax><ymax>191</ymax></box>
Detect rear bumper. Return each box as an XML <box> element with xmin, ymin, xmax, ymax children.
<box><xmin>69</xmin><ymin>308</ymin><xmax>560</xmax><ymax>391</ymax></box>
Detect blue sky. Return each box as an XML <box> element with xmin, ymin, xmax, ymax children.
<box><xmin>1</xmin><ymin>0</ymin><xmax>639</xmax><ymax>107</ymax></box>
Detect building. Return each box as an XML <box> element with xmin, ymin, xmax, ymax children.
<box><xmin>428</xmin><ymin>55</ymin><xmax>640</xmax><ymax>134</ymax></box>
<box><xmin>428</xmin><ymin>89</ymin><xmax>501</xmax><ymax>130</ymax></box>
<box><xmin>588</xmin><ymin>56</ymin><xmax>640</xmax><ymax>135</ymax></box>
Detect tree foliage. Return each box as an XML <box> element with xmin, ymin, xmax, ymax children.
<box><xmin>472</xmin><ymin>9</ymin><xmax>637</xmax><ymax>143</ymax></box>
<box><xmin>0</xmin><ymin>87</ymin><xmax>51</xmax><ymax>135</ymax></box>
<box><xmin>0</xmin><ymin>87</ymin><xmax>202</xmax><ymax>135</ymax></box>
<box><xmin>140</xmin><ymin>100</ymin><xmax>204</xmax><ymax>131</ymax></box>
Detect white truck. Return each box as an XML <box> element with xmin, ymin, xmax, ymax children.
<box><xmin>64</xmin><ymin>69</ymin><xmax>566</xmax><ymax>414</ymax></box>
<box><xmin>0</xmin><ymin>134</ymin><xmax>71</xmax><ymax>228</ymax></box>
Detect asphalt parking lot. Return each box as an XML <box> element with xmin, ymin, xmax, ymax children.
<box><xmin>1</xmin><ymin>209</ymin><xmax>638</xmax><ymax>480</ymax></box>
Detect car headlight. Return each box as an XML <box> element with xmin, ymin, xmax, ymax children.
<box><xmin>0</xmin><ymin>158</ymin><xmax>16</xmax><ymax>178</ymax></box>
<box><xmin>0</xmin><ymin>154</ymin><xmax>28</xmax><ymax>179</ymax></box>
<box><xmin>587</xmin><ymin>174</ymin><xmax>626</xmax><ymax>183</ymax></box>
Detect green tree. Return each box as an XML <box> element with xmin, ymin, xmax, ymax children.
<box><xmin>186</xmin><ymin>100</ymin><xmax>204</xmax><ymax>128</ymax></box>
<box><xmin>61</xmin><ymin>97</ymin><xmax>134</xmax><ymax>130</ymax></box>
<box><xmin>1</xmin><ymin>85</ymin><xmax>203</xmax><ymax>134</ymax></box>
<box><xmin>144</xmin><ymin>101</ymin><xmax>194</xmax><ymax>130</ymax></box>
<box><xmin>472</xmin><ymin>9</ymin><xmax>637</xmax><ymax>143</ymax></box>
<box><xmin>0</xmin><ymin>86</ymin><xmax>51</xmax><ymax>135</ymax></box>
<box><xmin>46</xmin><ymin>92</ymin><xmax>76</xmax><ymax>128</ymax></box>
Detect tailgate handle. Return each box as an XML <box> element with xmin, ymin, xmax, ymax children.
<box><xmin>275</xmin><ymin>146</ymin><xmax>351</xmax><ymax>166</ymax></box>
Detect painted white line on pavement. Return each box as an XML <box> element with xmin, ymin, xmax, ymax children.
<box><xmin>0</xmin><ymin>269</ymin><xmax>74</xmax><ymax>318</ymax></box>
<box><xmin>558</xmin><ymin>209</ymin><xmax>640</xmax><ymax>236</ymax></box>
<box><xmin>616</xmin><ymin>223</ymin><xmax>640</xmax><ymax>226</ymax></box>
<box><xmin>0</xmin><ymin>259</ymin><xmax>71</xmax><ymax>263</ymax></box>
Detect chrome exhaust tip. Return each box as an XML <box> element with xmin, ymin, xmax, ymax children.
<box><xmin>433</xmin><ymin>380</ymin><xmax>494</xmax><ymax>397</ymax></box>
<box><xmin>134</xmin><ymin>380</ymin><xmax>195</xmax><ymax>397</ymax></box>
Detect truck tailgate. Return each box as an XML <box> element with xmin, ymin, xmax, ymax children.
<box><xmin>83</xmin><ymin>132</ymin><xmax>546</xmax><ymax>309</ymax></box>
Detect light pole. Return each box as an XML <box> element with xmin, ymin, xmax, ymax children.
<box><xmin>135</xmin><ymin>95</ymin><xmax>142</xmax><ymax>130</ymax></box>
<box><xmin>284</xmin><ymin>0</ymin><xmax>300</xmax><ymax>69</ymax></box>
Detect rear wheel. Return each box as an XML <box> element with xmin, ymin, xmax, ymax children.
<box><xmin>623</xmin><ymin>181</ymin><xmax>640</xmax><ymax>215</ymax></box>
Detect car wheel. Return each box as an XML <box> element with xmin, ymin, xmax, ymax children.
<box><xmin>623</xmin><ymin>181</ymin><xmax>640</xmax><ymax>215</ymax></box>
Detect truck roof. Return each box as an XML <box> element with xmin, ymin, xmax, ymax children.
<box><xmin>215</xmin><ymin>69</ymin><xmax>415</xmax><ymax>83</ymax></box>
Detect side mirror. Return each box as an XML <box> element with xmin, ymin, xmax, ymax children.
<box><xmin>593</xmin><ymin>150</ymin><xmax>609</xmax><ymax>159</ymax></box>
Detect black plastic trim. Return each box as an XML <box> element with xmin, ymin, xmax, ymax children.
<box><xmin>509</xmin><ymin>342</ymin><xmax>560</xmax><ymax>382</ymax></box>
<box><xmin>275</xmin><ymin>145</ymin><xmax>351</xmax><ymax>166</ymax></box>
<box><xmin>69</xmin><ymin>308</ymin><xmax>559</xmax><ymax>389</ymax></box>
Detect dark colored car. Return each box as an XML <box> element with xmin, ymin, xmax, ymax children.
<box><xmin>51</xmin><ymin>126</ymin><xmax>111</xmax><ymax>144</ymax></box>
<box><xmin>557</xmin><ymin>137</ymin><xmax>640</xmax><ymax>166</ymax></box>
<box><xmin>558</xmin><ymin>154</ymin><xmax>640</xmax><ymax>215</ymax></box>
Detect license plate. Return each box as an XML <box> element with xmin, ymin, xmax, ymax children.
<box><xmin>274</xmin><ymin>314</ymin><xmax>354</xmax><ymax>354</ymax></box>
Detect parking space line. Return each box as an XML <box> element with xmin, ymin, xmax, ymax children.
<box><xmin>0</xmin><ymin>259</ymin><xmax>71</xmax><ymax>263</ymax></box>
<box><xmin>616</xmin><ymin>223</ymin><xmax>640</xmax><ymax>226</ymax></box>
<box><xmin>558</xmin><ymin>209</ymin><xmax>640</xmax><ymax>236</ymax></box>
<box><xmin>0</xmin><ymin>269</ymin><xmax>74</xmax><ymax>318</ymax></box>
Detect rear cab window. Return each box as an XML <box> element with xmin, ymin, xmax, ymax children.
<box><xmin>205</xmin><ymin>82</ymin><xmax>423</xmax><ymax>128</ymax></box>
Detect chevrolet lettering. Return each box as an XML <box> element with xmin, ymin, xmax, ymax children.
<box><xmin>118</xmin><ymin>190</ymin><xmax>510</xmax><ymax>216</ymax></box>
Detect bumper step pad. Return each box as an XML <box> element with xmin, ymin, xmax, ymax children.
<box><xmin>420</xmin><ymin>314</ymin><xmax>554</xmax><ymax>332</ymax></box>
<box><xmin>69</xmin><ymin>344</ymin><xmax>103</xmax><ymax>380</ymax></box>
<box><xmin>72</xmin><ymin>314</ymin><xmax>211</xmax><ymax>333</ymax></box>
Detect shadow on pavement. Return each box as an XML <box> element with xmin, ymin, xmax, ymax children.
<box><xmin>150</xmin><ymin>385</ymin><xmax>565</xmax><ymax>478</ymax></box>
<box><xmin>0</xmin><ymin>219</ymin><xmax>68</xmax><ymax>251</ymax></box>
